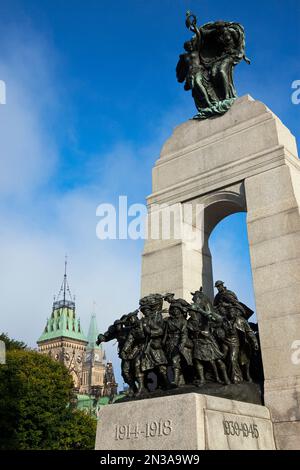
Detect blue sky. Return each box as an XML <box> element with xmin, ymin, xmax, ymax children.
<box><xmin>0</xmin><ymin>0</ymin><xmax>299</xmax><ymax>388</ymax></box>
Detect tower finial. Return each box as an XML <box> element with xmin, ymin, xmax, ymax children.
<box><xmin>54</xmin><ymin>255</ymin><xmax>74</xmax><ymax>309</ymax></box>
<box><xmin>63</xmin><ymin>254</ymin><xmax>68</xmax><ymax>304</ymax></box>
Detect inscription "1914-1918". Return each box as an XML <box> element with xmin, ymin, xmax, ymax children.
<box><xmin>115</xmin><ymin>420</ymin><xmax>173</xmax><ymax>440</ymax></box>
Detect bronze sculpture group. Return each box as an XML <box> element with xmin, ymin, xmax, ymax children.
<box><xmin>97</xmin><ymin>281</ymin><xmax>260</xmax><ymax>398</ymax></box>
<box><xmin>176</xmin><ymin>11</ymin><xmax>250</xmax><ymax>119</ymax></box>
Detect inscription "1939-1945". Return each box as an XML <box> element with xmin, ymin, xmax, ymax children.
<box><xmin>115</xmin><ymin>420</ymin><xmax>173</xmax><ymax>440</ymax></box>
<box><xmin>223</xmin><ymin>420</ymin><xmax>259</xmax><ymax>438</ymax></box>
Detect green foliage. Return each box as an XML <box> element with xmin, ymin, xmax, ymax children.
<box><xmin>52</xmin><ymin>409</ymin><xmax>97</xmax><ymax>450</ymax></box>
<box><xmin>0</xmin><ymin>332</ymin><xmax>27</xmax><ymax>351</ymax></box>
<box><xmin>0</xmin><ymin>349</ymin><xmax>96</xmax><ymax>450</ymax></box>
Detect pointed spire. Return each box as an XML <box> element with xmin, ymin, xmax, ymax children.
<box><xmin>53</xmin><ymin>256</ymin><xmax>75</xmax><ymax>310</ymax></box>
<box><xmin>87</xmin><ymin>305</ymin><xmax>101</xmax><ymax>350</ymax></box>
<box><xmin>63</xmin><ymin>255</ymin><xmax>67</xmax><ymax>304</ymax></box>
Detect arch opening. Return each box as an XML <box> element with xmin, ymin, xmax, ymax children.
<box><xmin>207</xmin><ymin>210</ymin><xmax>264</xmax><ymax>386</ymax></box>
<box><xmin>196</xmin><ymin>187</ymin><xmax>247</xmax><ymax>299</ymax></box>
<box><xmin>209</xmin><ymin>212</ymin><xmax>255</xmax><ymax>321</ymax></box>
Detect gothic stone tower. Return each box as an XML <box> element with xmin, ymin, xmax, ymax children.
<box><xmin>81</xmin><ymin>313</ymin><xmax>118</xmax><ymax>396</ymax></box>
<box><xmin>37</xmin><ymin>261</ymin><xmax>88</xmax><ymax>390</ymax></box>
<box><xmin>81</xmin><ymin>313</ymin><xmax>106</xmax><ymax>394</ymax></box>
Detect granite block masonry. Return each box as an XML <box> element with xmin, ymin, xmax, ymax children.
<box><xmin>95</xmin><ymin>393</ymin><xmax>275</xmax><ymax>450</ymax></box>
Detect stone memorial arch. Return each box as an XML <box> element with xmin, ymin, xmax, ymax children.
<box><xmin>141</xmin><ymin>95</ymin><xmax>300</xmax><ymax>450</ymax></box>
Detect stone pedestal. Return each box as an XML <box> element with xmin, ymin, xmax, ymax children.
<box><xmin>95</xmin><ymin>394</ymin><xmax>275</xmax><ymax>450</ymax></box>
<box><xmin>140</xmin><ymin>96</ymin><xmax>300</xmax><ymax>449</ymax></box>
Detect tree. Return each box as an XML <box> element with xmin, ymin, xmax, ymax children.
<box><xmin>0</xmin><ymin>349</ymin><xmax>96</xmax><ymax>450</ymax></box>
<box><xmin>0</xmin><ymin>332</ymin><xmax>27</xmax><ymax>351</ymax></box>
<box><xmin>53</xmin><ymin>409</ymin><xmax>97</xmax><ymax>450</ymax></box>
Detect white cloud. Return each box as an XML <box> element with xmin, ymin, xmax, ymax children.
<box><xmin>0</xmin><ymin>30</ymin><xmax>59</xmax><ymax>201</ymax></box>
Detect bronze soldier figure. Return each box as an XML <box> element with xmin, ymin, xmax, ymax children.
<box><xmin>97</xmin><ymin>311</ymin><xmax>138</xmax><ymax>396</ymax></box>
<box><xmin>120</xmin><ymin>311</ymin><xmax>147</xmax><ymax>396</ymax></box>
<box><xmin>222</xmin><ymin>307</ymin><xmax>259</xmax><ymax>383</ymax></box>
<box><xmin>214</xmin><ymin>280</ymin><xmax>254</xmax><ymax>319</ymax></box>
<box><xmin>139</xmin><ymin>294</ymin><xmax>170</xmax><ymax>392</ymax></box>
<box><xmin>188</xmin><ymin>288</ymin><xmax>230</xmax><ymax>385</ymax></box>
<box><xmin>163</xmin><ymin>298</ymin><xmax>192</xmax><ymax>387</ymax></box>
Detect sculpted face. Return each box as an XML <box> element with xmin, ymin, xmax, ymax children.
<box><xmin>227</xmin><ymin>308</ymin><xmax>237</xmax><ymax>320</ymax></box>
<box><xmin>223</xmin><ymin>31</ymin><xmax>232</xmax><ymax>43</ymax></box>
<box><xmin>127</xmin><ymin>313</ymin><xmax>139</xmax><ymax>326</ymax></box>
<box><xmin>193</xmin><ymin>292</ymin><xmax>204</xmax><ymax>304</ymax></box>
<box><xmin>115</xmin><ymin>322</ymin><xmax>122</xmax><ymax>332</ymax></box>
<box><xmin>142</xmin><ymin>308</ymin><xmax>151</xmax><ymax>318</ymax></box>
<box><xmin>170</xmin><ymin>306</ymin><xmax>181</xmax><ymax>318</ymax></box>
<box><xmin>184</xmin><ymin>40</ymin><xmax>194</xmax><ymax>52</ymax></box>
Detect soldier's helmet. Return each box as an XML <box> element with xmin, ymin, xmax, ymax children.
<box><xmin>125</xmin><ymin>310</ymin><xmax>139</xmax><ymax>324</ymax></box>
<box><xmin>215</xmin><ymin>280</ymin><xmax>224</xmax><ymax>288</ymax></box>
<box><xmin>169</xmin><ymin>298</ymin><xmax>190</xmax><ymax>316</ymax></box>
<box><xmin>163</xmin><ymin>293</ymin><xmax>175</xmax><ymax>302</ymax></box>
<box><xmin>139</xmin><ymin>293</ymin><xmax>164</xmax><ymax>313</ymax></box>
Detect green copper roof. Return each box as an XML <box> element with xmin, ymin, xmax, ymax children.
<box><xmin>76</xmin><ymin>394</ymin><xmax>125</xmax><ymax>407</ymax></box>
<box><xmin>86</xmin><ymin>313</ymin><xmax>101</xmax><ymax>350</ymax></box>
<box><xmin>37</xmin><ymin>305</ymin><xmax>87</xmax><ymax>344</ymax></box>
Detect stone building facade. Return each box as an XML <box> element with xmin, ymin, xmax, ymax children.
<box><xmin>81</xmin><ymin>313</ymin><xmax>117</xmax><ymax>397</ymax></box>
